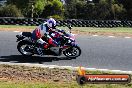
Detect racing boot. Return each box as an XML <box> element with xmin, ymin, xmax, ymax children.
<box><xmin>36</xmin><ymin>38</ymin><xmax>49</xmax><ymax>56</ymax></box>
<box><xmin>37</xmin><ymin>47</ymin><xmax>43</xmax><ymax>56</ymax></box>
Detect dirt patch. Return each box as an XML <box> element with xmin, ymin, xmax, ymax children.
<box><xmin>0</xmin><ymin>28</ymin><xmax>33</xmax><ymax>32</ymax></box>
<box><xmin>1</xmin><ymin>28</ymin><xmax>132</xmax><ymax>37</ymax></box>
<box><xmin>0</xmin><ymin>64</ymin><xmax>77</xmax><ymax>83</ymax></box>
<box><xmin>72</xmin><ymin>30</ymin><xmax>132</xmax><ymax>37</ymax></box>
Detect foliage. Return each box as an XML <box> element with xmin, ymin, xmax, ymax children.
<box><xmin>2</xmin><ymin>0</ymin><xmax>132</xmax><ymax>20</ymax></box>
<box><xmin>86</xmin><ymin>0</ymin><xmax>111</xmax><ymax>20</ymax></box>
<box><xmin>34</xmin><ymin>0</ymin><xmax>45</xmax><ymax>13</ymax></box>
<box><xmin>117</xmin><ymin>0</ymin><xmax>132</xmax><ymax>20</ymax></box>
<box><xmin>0</xmin><ymin>4</ymin><xmax>23</xmax><ymax>17</ymax></box>
<box><xmin>112</xmin><ymin>4</ymin><xmax>127</xmax><ymax>20</ymax></box>
<box><xmin>64</xmin><ymin>0</ymin><xmax>79</xmax><ymax>19</ymax></box>
<box><xmin>6</xmin><ymin>0</ymin><xmax>29</xmax><ymax>16</ymax></box>
<box><xmin>41</xmin><ymin>0</ymin><xmax>64</xmax><ymax>18</ymax></box>
<box><xmin>47</xmin><ymin>15</ymin><xmax>63</xmax><ymax>20</ymax></box>
<box><xmin>6</xmin><ymin>0</ymin><xmax>46</xmax><ymax>17</ymax></box>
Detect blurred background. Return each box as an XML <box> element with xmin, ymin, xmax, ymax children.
<box><xmin>0</xmin><ymin>0</ymin><xmax>132</xmax><ymax>27</ymax></box>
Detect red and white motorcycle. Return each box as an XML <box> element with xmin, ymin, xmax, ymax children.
<box><xmin>16</xmin><ymin>26</ymin><xmax>81</xmax><ymax>58</ymax></box>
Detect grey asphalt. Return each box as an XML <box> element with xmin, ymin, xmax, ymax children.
<box><xmin>0</xmin><ymin>31</ymin><xmax>132</xmax><ymax>71</ymax></box>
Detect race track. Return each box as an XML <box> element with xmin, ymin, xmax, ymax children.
<box><xmin>0</xmin><ymin>31</ymin><xmax>132</xmax><ymax>71</ymax></box>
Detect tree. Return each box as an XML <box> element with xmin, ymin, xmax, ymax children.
<box><xmin>64</xmin><ymin>0</ymin><xmax>111</xmax><ymax>19</ymax></box>
<box><xmin>70</xmin><ymin>0</ymin><xmax>111</xmax><ymax>20</ymax></box>
<box><xmin>41</xmin><ymin>0</ymin><xmax>64</xmax><ymax>19</ymax></box>
<box><xmin>33</xmin><ymin>0</ymin><xmax>46</xmax><ymax>17</ymax></box>
<box><xmin>117</xmin><ymin>0</ymin><xmax>132</xmax><ymax>20</ymax></box>
<box><xmin>0</xmin><ymin>4</ymin><xmax>23</xmax><ymax>17</ymax></box>
<box><xmin>112</xmin><ymin>4</ymin><xmax>127</xmax><ymax>20</ymax></box>
<box><xmin>6</xmin><ymin>0</ymin><xmax>46</xmax><ymax>17</ymax></box>
<box><xmin>64</xmin><ymin>0</ymin><xmax>80</xmax><ymax>19</ymax></box>
<box><xmin>7</xmin><ymin>0</ymin><xmax>29</xmax><ymax>15</ymax></box>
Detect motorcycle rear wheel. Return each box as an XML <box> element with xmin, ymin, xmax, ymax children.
<box><xmin>17</xmin><ymin>41</ymin><xmax>34</xmax><ymax>56</ymax></box>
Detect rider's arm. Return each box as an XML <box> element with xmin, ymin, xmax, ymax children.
<box><xmin>36</xmin><ymin>23</ymin><xmax>49</xmax><ymax>39</ymax></box>
<box><xmin>54</xmin><ymin>28</ymin><xmax>66</xmax><ymax>36</ymax></box>
<box><xmin>33</xmin><ymin>23</ymin><xmax>49</xmax><ymax>41</ymax></box>
<box><xmin>34</xmin><ymin>27</ymin><xmax>41</xmax><ymax>39</ymax></box>
<box><xmin>35</xmin><ymin>24</ymin><xmax>49</xmax><ymax>44</ymax></box>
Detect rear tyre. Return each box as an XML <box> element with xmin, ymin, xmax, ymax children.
<box><xmin>17</xmin><ymin>40</ymin><xmax>34</xmax><ymax>56</ymax></box>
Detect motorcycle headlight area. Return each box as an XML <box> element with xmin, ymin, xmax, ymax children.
<box><xmin>70</xmin><ymin>38</ymin><xmax>75</xmax><ymax>42</ymax></box>
<box><xmin>68</xmin><ymin>40</ymin><xmax>71</xmax><ymax>43</ymax></box>
<box><xmin>68</xmin><ymin>39</ymin><xmax>75</xmax><ymax>43</ymax></box>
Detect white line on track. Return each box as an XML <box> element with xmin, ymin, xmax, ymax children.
<box><xmin>125</xmin><ymin>37</ymin><xmax>131</xmax><ymax>39</ymax></box>
<box><xmin>91</xmin><ymin>35</ymin><xmax>131</xmax><ymax>39</ymax></box>
<box><xmin>92</xmin><ymin>35</ymin><xmax>98</xmax><ymax>37</ymax></box>
<box><xmin>108</xmin><ymin>36</ymin><xmax>115</xmax><ymax>38</ymax></box>
<box><xmin>9</xmin><ymin>31</ymin><xmax>132</xmax><ymax>39</ymax></box>
<box><xmin>0</xmin><ymin>62</ymin><xmax>132</xmax><ymax>74</ymax></box>
<box><xmin>14</xmin><ymin>31</ymin><xmax>20</xmax><ymax>32</ymax></box>
<box><xmin>12</xmin><ymin>31</ymin><xmax>132</xmax><ymax>40</ymax></box>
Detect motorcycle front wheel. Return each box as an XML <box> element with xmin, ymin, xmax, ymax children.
<box><xmin>63</xmin><ymin>46</ymin><xmax>81</xmax><ymax>58</ymax></box>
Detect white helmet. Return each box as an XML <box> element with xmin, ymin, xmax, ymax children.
<box><xmin>47</xmin><ymin>18</ymin><xmax>56</xmax><ymax>29</ymax></box>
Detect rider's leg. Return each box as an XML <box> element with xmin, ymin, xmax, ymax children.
<box><xmin>32</xmin><ymin>30</ymin><xmax>49</xmax><ymax>55</ymax></box>
<box><xmin>32</xmin><ymin>30</ymin><xmax>49</xmax><ymax>49</ymax></box>
<box><xmin>47</xmin><ymin>36</ymin><xmax>61</xmax><ymax>55</ymax></box>
<box><xmin>47</xmin><ymin>36</ymin><xmax>58</xmax><ymax>47</ymax></box>
<box><xmin>36</xmin><ymin>38</ymin><xmax>49</xmax><ymax>55</ymax></box>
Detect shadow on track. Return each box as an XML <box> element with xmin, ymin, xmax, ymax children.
<box><xmin>0</xmin><ymin>55</ymin><xmax>73</xmax><ymax>64</ymax></box>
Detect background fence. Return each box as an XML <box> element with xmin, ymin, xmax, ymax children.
<box><xmin>0</xmin><ymin>18</ymin><xmax>132</xmax><ymax>27</ymax></box>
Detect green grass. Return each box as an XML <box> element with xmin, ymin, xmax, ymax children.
<box><xmin>0</xmin><ymin>64</ymin><xmax>132</xmax><ymax>88</ymax></box>
<box><xmin>0</xmin><ymin>25</ymin><xmax>36</xmax><ymax>29</ymax></box>
<box><xmin>0</xmin><ymin>81</ymin><xmax>132</xmax><ymax>88</ymax></box>
<box><xmin>60</xmin><ymin>27</ymin><xmax>132</xmax><ymax>33</ymax></box>
<box><xmin>73</xmin><ymin>27</ymin><xmax>132</xmax><ymax>33</ymax></box>
<box><xmin>0</xmin><ymin>25</ymin><xmax>132</xmax><ymax>33</ymax></box>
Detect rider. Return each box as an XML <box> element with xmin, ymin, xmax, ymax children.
<box><xmin>32</xmin><ymin>18</ymin><xmax>65</xmax><ymax>55</ymax></box>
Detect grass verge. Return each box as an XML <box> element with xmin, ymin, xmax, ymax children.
<box><xmin>0</xmin><ymin>25</ymin><xmax>132</xmax><ymax>33</ymax></box>
<box><xmin>0</xmin><ymin>25</ymin><xmax>36</xmax><ymax>29</ymax></box>
<box><xmin>0</xmin><ymin>25</ymin><xmax>132</xmax><ymax>37</ymax></box>
<box><xmin>1</xmin><ymin>81</ymin><xmax>132</xmax><ymax>88</ymax></box>
<box><xmin>0</xmin><ymin>64</ymin><xmax>132</xmax><ymax>88</ymax></box>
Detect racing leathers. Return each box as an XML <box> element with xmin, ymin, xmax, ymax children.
<box><xmin>32</xmin><ymin>23</ymin><xmax>59</xmax><ymax>52</ymax></box>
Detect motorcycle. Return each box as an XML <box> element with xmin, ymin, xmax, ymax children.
<box><xmin>16</xmin><ymin>26</ymin><xmax>81</xmax><ymax>58</ymax></box>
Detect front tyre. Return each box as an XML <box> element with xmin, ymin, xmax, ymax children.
<box><xmin>64</xmin><ymin>46</ymin><xmax>81</xmax><ymax>58</ymax></box>
<box><xmin>17</xmin><ymin>41</ymin><xmax>34</xmax><ymax>56</ymax></box>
